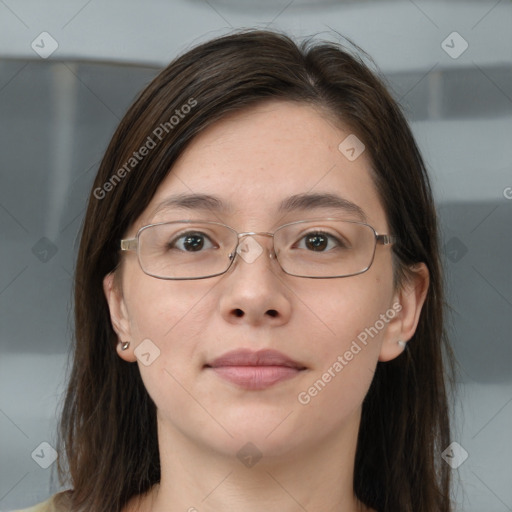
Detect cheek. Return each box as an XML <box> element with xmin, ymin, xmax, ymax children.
<box><xmin>124</xmin><ymin>271</ymin><xmax>211</xmax><ymax>344</ymax></box>
<box><xmin>293</xmin><ymin>275</ymin><xmax>391</xmax><ymax>431</ymax></box>
<box><xmin>124</xmin><ymin>277</ymin><xmax>216</xmax><ymax>414</ymax></box>
<box><xmin>295</xmin><ymin>270</ymin><xmax>393</xmax><ymax>353</ymax></box>
<box><xmin>122</xmin><ymin>271</ymin><xmax>217</xmax><ymax>392</ymax></box>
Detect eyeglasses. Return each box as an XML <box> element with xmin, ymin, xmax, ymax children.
<box><xmin>120</xmin><ymin>218</ymin><xmax>397</xmax><ymax>280</ymax></box>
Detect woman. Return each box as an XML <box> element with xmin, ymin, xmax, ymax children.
<box><xmin>16</xmin><ymin>29</ymin><xmax>456</xmax><ymax>512</ymax></box>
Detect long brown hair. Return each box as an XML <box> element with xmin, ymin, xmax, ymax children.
<box><xmin>55</xmin><ymin>29</ymin><xmax>456</xmax><ymax>512</ymax></box>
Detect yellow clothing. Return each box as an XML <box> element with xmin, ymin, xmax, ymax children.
<box><xmin>12</xmin><ymin>492</ymin><xmax>65</xmax><ymax>512</ymax></box>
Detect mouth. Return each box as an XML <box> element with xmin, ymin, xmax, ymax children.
<box><xmin>204</xmin><ymin>349</ymin><xmax>307</xmax><ymax>390</ymax></box>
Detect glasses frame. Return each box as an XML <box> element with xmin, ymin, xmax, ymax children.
<box><xmin>119</xmin><ymin>218</ymin><xmax>398</xmax><ymax>280</ymax></box>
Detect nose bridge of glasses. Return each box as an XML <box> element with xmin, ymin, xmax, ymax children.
<box><xmin>235</xmin><ymin>231</ymin><xmax>276</xmax><ymax>257</ymax></box>
<box><xmin>237</xmin><ymin>231</ymin><xmax>274</xmax><ymax>239</ymax></box>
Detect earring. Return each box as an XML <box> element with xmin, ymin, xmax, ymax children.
<box><xmin>397</xmin><ymin>340</ymin><xmax>407</xmax><ymax>348</ymax></box>
<box><xmin>120</xmin><ymin>341</ymin><xmax>130</xmax><ymax>351</ymax></box>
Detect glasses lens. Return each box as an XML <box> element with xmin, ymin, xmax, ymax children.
<box><xmin>274</xmin><ymin>220</ymin><xmax>376</xmax><ymax>277</ymax></box>
<box><xmin>138</xmin><ymin>222</ymin><xmax>237</xmax><ymax>279</ymax></box>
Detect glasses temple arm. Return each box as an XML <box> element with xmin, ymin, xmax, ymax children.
<box><xmin>376</xmin><ymin>234</ymin><xmax>398</xmax><ymax>245</ymax></box>
<box><xmin>120</xmin><ymin>238</ymin><xmax>138</xmax><ymax>251</ymax></box>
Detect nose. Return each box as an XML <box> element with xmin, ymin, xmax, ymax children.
<box><xmin>219</xmin><ymin>232</ymin><xmax>292</xmax><ymax>326</ymax></box>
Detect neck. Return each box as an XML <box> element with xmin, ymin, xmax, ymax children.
<box><xmin>126</xmin><ymin>407</ymin><xmax>373</xmax><ymax>512</ymax></box>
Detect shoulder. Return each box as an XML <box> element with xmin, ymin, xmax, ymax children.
<box><xmin>10</xmin><ymin>491</ymin><xmax>71</xmax><ymax>512</ymax></box>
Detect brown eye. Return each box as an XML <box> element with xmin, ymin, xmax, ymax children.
<box><xmin>305</xmin><ymin>233</ymin><xmax>328</xmax><ymax>251</ymax></box>
<box><xmin>169</xmin><ymin>232</ymin><xmax>214</xmax><ymax>252</ymax></box>
<box><xmin>296</xmin><ymin>231</ymin><xmax>346</xmax><ymax>252</ymax></box>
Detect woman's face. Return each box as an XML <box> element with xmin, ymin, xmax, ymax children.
<box><xmin>104</xmin><ymin>101</ymin><xmax>417</xmax><ymax>460</ymax></box>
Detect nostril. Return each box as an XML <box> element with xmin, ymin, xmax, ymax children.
<box><xmin>267</xmin><ymin>309</ymin><xmax>278</xmax><ymax>317</ymax></box>
<box><xmin>234</xmin><ymin>309</ymin><xmax>244</xmax><ymax>317</ymax></box>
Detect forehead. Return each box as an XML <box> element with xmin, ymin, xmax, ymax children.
<box><xmin>139</xmin><ymin>101</ymin><xmax>387</xmax><ymax>231</ymax></box>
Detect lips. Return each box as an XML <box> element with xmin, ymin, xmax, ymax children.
<box><xmin>205</xmin><ymin>348</ymin><xmax>306</xmax><ymax>370</ymax></box>
<box><xmin>204</xmin><ymin>349</ymin><xmax>307</xmax><ymax>390</ymax></box>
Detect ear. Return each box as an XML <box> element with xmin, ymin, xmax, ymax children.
<box><xmin>378</xmin><ymin>262</ymin><xmax>430</xmax><ymax>362</ymax></box>
<box><xmin>103</xmin><ymin>271</ymin><xmax>137</xmax><ymax>362</ymax></box>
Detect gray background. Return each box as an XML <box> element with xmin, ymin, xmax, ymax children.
<box><xmin>0</xmin><ymin>0</ymin><xmax>511</xmax><ymax>511</ymax></box>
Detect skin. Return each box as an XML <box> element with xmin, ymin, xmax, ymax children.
<box><xmin>103</xmin><ymin>101</ymin><xmax>429</xmax><ymax>512</ymax></box>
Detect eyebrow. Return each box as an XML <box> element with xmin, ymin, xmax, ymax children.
<box><xmin>151</xmin><ymin>192</ymin><xmax>367</xmax><ymax>222</ymax></box>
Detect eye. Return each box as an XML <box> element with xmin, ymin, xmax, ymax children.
<box><xmin>295</xmin><ymin>230</ymin><xmax>348</xmax><ymax>252</ymax></box>
<box><xmin>168</xmin><ymin>231</ymin><xmax>216</xmax><ymax>252</ymax></box>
